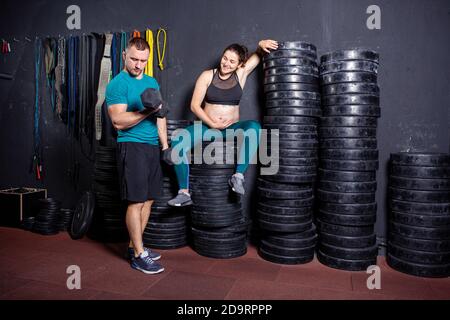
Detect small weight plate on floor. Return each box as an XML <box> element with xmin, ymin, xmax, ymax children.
<box><xmin>70</xmin><ymin>191</ymin><xmax>95</xmax><ymax>240</ymax></box>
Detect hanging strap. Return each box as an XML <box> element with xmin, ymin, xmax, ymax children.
<box><xmin>31</xmin><ymin>38</ymin><xmax>43</xmax><ymax>180</ymax></box>
<box><xmin>157</xmin><ymin>28</ymin><xmax>167</xmax><ymax>71</ymax></box>
<box><xmin>55</xmin><ymin>37</ymin><xmax>65</xmax><ymax>119</ymax></box>
<box><xmin>144</xmin><ymin>29</ymin><xmax>154</xmax><ymax>77</ymax></box>
<box><xmin>120</xmin><ymin>31</ymin><xmax>127</xmax><ymax>70</ymax></box>
<box><xmin>95</xmin><ymin>33</ymin><xmax>113</xmax><ymax>141</ymax></box>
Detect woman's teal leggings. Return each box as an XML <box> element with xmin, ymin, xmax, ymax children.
<box><xmin>171</xmin><ymin>120</ymin><xmax>261</xmax><ymax>190</ymax></box>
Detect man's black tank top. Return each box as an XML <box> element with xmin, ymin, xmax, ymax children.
<box><xmin>204</xmin><ymin>69</ymin><xmax>243</xmax><ymax>106</ymax></box>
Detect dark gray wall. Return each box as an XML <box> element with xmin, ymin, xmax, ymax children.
<box><xmin>1</xmin><ymin>0</ymin><xmax>449</xmax><ymax>243</ymax></box>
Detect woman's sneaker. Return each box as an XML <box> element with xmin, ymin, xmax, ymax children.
<box><xmin>126</xmin><ymin>247</ymin><xmax>161</xmax><ymax>261</ymax></box>
<box><xmin>131</xmin><ymin>251</ymin><xmax>164</xmax><ymax>274</ymax></box>
<box><xmin>167</xmin><ymin>191</ymin><xmax>193</xmax><ymax>207</ymax></box>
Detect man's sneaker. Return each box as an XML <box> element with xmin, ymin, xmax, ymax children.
<box><xmin>131</xmin><ymin>251</ymin><xmax>164</xmax><ymax>274</ymax></box>
<box><xmin>167</xmin><ymin>190</ymin><xmax>193</xmax><ymax>207</ymax></box>
<box><xmin>229</xmin><ymin>173</ymin><xmax>245</xmax><ymax>195</ymax></box>
<box><xmin>126</xmin><ymin>246</ymin><xmax>161</xmax><ymax>261</ymax></box>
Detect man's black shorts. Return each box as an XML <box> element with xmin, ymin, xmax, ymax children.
<box><xmin>117</xmin><ymin>142</ymin><xmax>163</xmax><ymax>203</ymax></box>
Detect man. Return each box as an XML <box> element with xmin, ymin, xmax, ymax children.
<box><xmin>106</xmin><ymin>37</ymin><xmax>168</xmax><ymax>274</ymax></box>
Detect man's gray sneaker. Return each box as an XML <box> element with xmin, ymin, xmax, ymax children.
<box><xmin>167</xmin><ymin>191</ymin><xmax>193</xmax><ymax>207</ymax></box>
<box><xmin>131</xmin><ymin>250</ymin><xmax>164</xmax><ymax>274</ymax></box>
<box><xmin>229</xmin><ymin>173</ymin><xmax>245</xmax><ymax>195</ymax></box>
<box><xmin>126</xmin><ymin>246</ymin><xmax>161</xmax><ymax>261</ymax></box>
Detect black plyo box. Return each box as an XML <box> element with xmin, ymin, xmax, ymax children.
<box><xmin>0</xmin><ymin>187</ymin><xmax>47</xmax><ymax>227</ymax></box>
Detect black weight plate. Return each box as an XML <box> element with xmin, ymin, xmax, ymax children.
<box><xmin>274</xmin><ymin>140</ymin><xmax>318</xmax><ymax>149</ymax></box>
<box><xmin>322</xmin><ymin>105</ymin><xmax>381</xmax><ymax>117</ymax></box>
<box><xmin>194</xmin><ymin>247</ymin><xmax>247</xmax><ymax>259</ymax></box>
<box><xmin>319</xmin><ymin>180</ymin><xmax>377</xmax><ymax>193</ymax></box>
<box><xmin>145</xmin><ymin>242</ymin><xmax>187</xmax><ymax>250</ymax></box>
<box><xmin>318</xmin><ymin>168</ymin><xmax>376</xmax><ymax>182</ymax></box>
<box><xmin>144</xmin><ymin>231</ymin><xmax>187</xmax><ymax>240</ymax></box>
<box><xmin>262</xmin><ymin>174</ymin><xmax>316</xmax><ymax>184</ymax></box>
<box><xmin>262</xmin><ymin>197</ymin><xmax>314</xmax><ymax>208</ymax></box>
<box><xmin>259</xmin><ymin>219</ymin><xmax>313</xmax><ymax>233</ymax></box>
<box><xmin>317</xmin><ymin>249</ymin><xmax>376</xmax><ymax>271</ymax></box>
<box><xmin>264</xmin><ymin>74</ymin><xmax>318</xmax><ymax>85</ymax></box>
<box><xmin>258</xmin><ymin>211</ymin><xmax>312</xmax><ymax>224</ymax></box>
<box><xmin>390</xmin><ymin>199</ymin><xmax>449</xmax><ymax>215</ymax></box>
<box><xmin>317</xmin><ymin>189</ymin><xmax>375</xmax><ymax>204</ymax></box>
<box><xmin>276</xmin><ymin>165</ymin><xmax>317</xmax><ymax>175</ymax></box>
<box><xmin>388</xmin><ymin>242</ymin><xmax>450</xmax><ymax>265</ymax></box>
<box><xmin>267</xmin><ymin>129</ymin><xmax>319</xmax><ymax>140</ymax></box>
<box><xmin>190</xmin><ymin>169</ymin><xmax>235</xmax><ymax>176</ymax></box>
<box><xmin>69</xmin><ymin>191</ymin><xmax>95</xmax><ymax>240</ymax></box>
<box><xmin>273</xmin><ymin>148</ymin><xmax>318</xmax><ymax>158</ymax></box>
<box><xmin>263</xmin><ymin>58</ymin><xmax>317</xmax><ymax>69</ymax></box>
<box><xmin>319</xmin><ymin>127</ymin><xmax>377</xmax><ymax>138</ymax></box>
<box><xmin>322</xmin><ymin>94</ymin><xmax>379</xmax><ymax>106</ymax></box>
<box><xmin>266</xmin><ymin>107</ymin><xmax>321</xmax><ymax>117</ymax></box>
<box><xmin>258</xmin><ymin>247</ymin><xmax>314</xmax><ymax>265</ymax></box>
<box><xmin>261</xmin><ymin>240</ymin><xmax>315</xmax><ymax>256</ymax></box>
<box><xmin>390</xmin><ymin>211</ymin><xmax>450</xmax><ymax>227</ymax></box>
<box><xmin>194</xmin><ymin>233</ymin><xmax>246</xmax><ymax>244</ymax></box>
<box><xmin>320</xmin><ymin>72</ymin><xmax>377</xmax><ymax>85</ymax></box>
<box><xmin>319</xmin><ymin>202</ymin><xmax>377</xmax><ymax>215</ymax></box>
<box><xmin>320</xmin><ymin>116</ymin><xmax>377</xmax><ymax>127</ymax></box>
<box><xmin>389</xmin><ymin>231</ymin><xmax>450</xmax><ymax>252</ymax></box>
<box><xmin>320</xmin><ymin>60</ymin><xmax>378</xmax><ymax>75</ymax></box>
<box><xmin>258</xmin><ymin>202</ymin><xmax>313</xmax><ymax>216</ymax></box>
<box><xmin>390</xmin><ymin>152</ymin><xmax>450</xmax><ymax>167</ymax></box>
<box><xmin>319</xmin><ymin>231</ymin><xmax>376</xmax><ymax>248</ymax></box>
<box><xmin>318</xmin><ymin>210</ymin><xmax>376</xmax><ymax>226</ymax></box>
<box><xmin>320</xmin><ymin>49</ymin><xmax>379</xmax><ymax>64</ymax></box>
<box><xmin>278</xmin><ymin>157</ymin><xmax>318</xmax><ymax>166</ymax></box>
<box><xmin>317</xmin><ymin>219</ymin><xmax>374</xmax><ymax>236</ymax></box>
<box><xmin>264</xmin><ymin>49</ymin><xmax>317</xmax><ymax>61</ymax></box>
<box><xmin>390</xmin><ymin>165</ymin><xmax>450</xmax><ymax>179</ymax></box>
<box><xmin>266</xmin><ymin>90</ymin><xmax>320</xmax><ymax>101</ymax></box>
<box><xmin>320</xmin><ymin>138</ymin><xmax>377</xmax><ymax>149</ymax></box>
<box><xmin>320</xmin><ymin>242</ymin><xmax>378</xmax><ymax>260</ymax></box>
<box><xmin>320</xmin><ymin>149</ymin><xmax>378</xmax><ymax>160</ymax></box>
<box><xmin>389</xmin><ymin>222</ymin><xmax>450</xmax><ymax>240</ymax></box>
<box><xmin>264</xmin><ymin>234</ymin><xmax>317</xmax><ymax>248</ymax></box>
<box><xmin>389</xmin><ymin>187</ymin><xmax>450</xmax><ymax>203</ymax></box>
<box><xmin>265</xmin><ymin>66</ymin><xmax>318</xmax><ymax>78</ymax></box>
<box><xmin>263</xmin><ymin>124</ymin><xmax>317</xmax><ymax>134</ymax></box>
<box><xmin>386</xmin><ymin>253</ymin><xmax>450</xmax><ymax>278</ymax></box>
<box><xmin>257</xmin><ymin>177</ymin><xmax>312</xmax><ymax>191</ymax></box>
<box><xmin>191</xmin><ymin>204</ymin><xmax>242</xmax><ymax>213</ymax></box>
<box><xmin>266</xmin><ymin>99</ymin><xmax>321</xmax><ymax>108</ymax></box>
<box><xmin>320</xmin><ymin>159</ymin><xmax>379</xmax><ymax>171</ymax></box>
<box><xmin>277</xmin><ymin>41</ymin><xmax>317</xmax><ymax>52</ymax></box>
<box><xmin>264</xmin><ymin>115</ymin><xmax>319</xmax><ymax>124</ymax></box>
<box><xmin>322</xmin><ymin>83</ymin><xmax>379</xmax><ymax>96</ymax></box>
<box><xmin>389</xmin><ymin>176</ymin><xmax>450</xmax><ymax>191</ymax></box>
<box><xmin>258</xmin><ymin>187</ymin><xmax>313</xmax><ymax>199</ymax></box>
<box><xmin>264</xmin><ymin>83</ymin><xmax>319</xmax><ymax>93</ymax></box>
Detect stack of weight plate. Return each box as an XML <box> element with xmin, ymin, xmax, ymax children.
<box><xmin>92</xmin><ymin>146</ymin><xmax>128</xmax><ymax>242</ymax></box>
<box><xmin>189</xmin><ymin>140</ymin><xmax>248</xmax><ymax>258</ymax></box>
<box><xmin>258</xmin><ymin>41</ymin><xmax>320</xmax><ymax>264</ymax></box>
<box><xmin>59</xmin><ymin>208</ymin><xmax>74</xmax><ymax>231</ymax></box>
<box><xmin>316</xmin><ymin>49</ymin><xmax>380</xmax><ymax>271</ymax></box>
<box><xmin>32</xmin><ymin>198</ymin><xmax>61</xmax><ymax>235</ymax></box>
<box><xmin>143</xmin><ymin>120</ymin><xmax>193</xmax><ymax>250</ymax></box>
<box><xmin>387</xmin><ymin>152</ymin><xmax>450</xmax><ymax>277</ymax></box>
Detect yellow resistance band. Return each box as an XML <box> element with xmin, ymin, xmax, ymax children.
<box><xmin>157</xmin><ymin>28</ymin><xmax>167</xmax><ymax>70</ymax></box>
<box><xmin>144</xmin><ymin>29</ymin><xmax>154</xmax><ymax>77</ymax></box>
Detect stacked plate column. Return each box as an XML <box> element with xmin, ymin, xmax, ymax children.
<box><xmin>190</xmin><ymin>140</ymin><xmax>249</xmax><ymax>258</ymax></box>
<box><xmin>143</xmin><ymin>120</ymin><xmax>193</xmax><ymax>249</ymax></box>
<box><xmin>258</xmin><ymin>41</ymin><xmax>321</xmax><ymax>264</ymax></box>
<box><xmin>387</xmin><ymin>152</ymin><xmax>450</xmax><ymax>277</ymax></box>
<box><xmin>317</xmin><ymin>49</ymin><xmax>380</xmax><ymax>271</ymax></box>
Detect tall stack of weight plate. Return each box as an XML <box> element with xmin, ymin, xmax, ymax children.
<box><xmin>316</xmin><ymin>49</ymin><xmax>380</xmax><ymax>271</ymax></box>
<box><xmin>189</xmin><ymin>139</ymin><xmax>249</xmax><ymax>258</ymax></box>
<box><xmin>387</xmin><ymin>152</ymin><xmax>450</xmax><ymax>277</ymax></box>
<box><xmin>143</xmin><ymin>120</ymin><xmax>192</xmax><ymax>249</ymax></box>
<box><xmin>258</xmin><ymin>41</ymin><xmax>321</xmax><ymax>264</ymax></box>
<box><xmin>92</xmin><ymin>146</ymin><xmax>127</xmax><ymax>242</ymax></box>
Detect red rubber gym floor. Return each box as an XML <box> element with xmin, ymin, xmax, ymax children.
<box><xmin>1</xmin><ymin>227</ymin><xmax>449</xmax><ymax>300</ymax></box>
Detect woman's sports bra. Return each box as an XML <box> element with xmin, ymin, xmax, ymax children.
<box><xmin>204</xmin><ymin>69</ymin><xmax>243</xmax><ymax>106</ymax></box>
